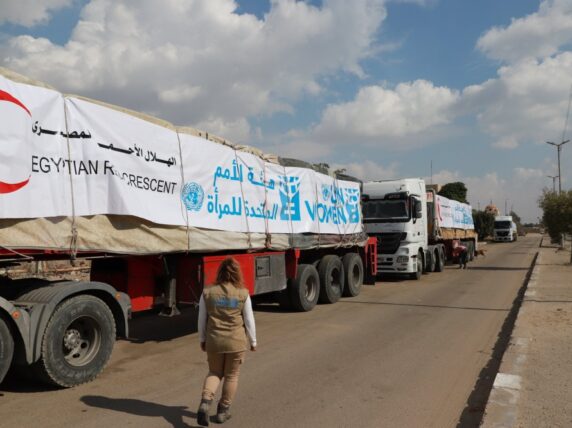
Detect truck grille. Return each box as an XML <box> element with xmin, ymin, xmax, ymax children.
<box><xmin>376</xmin><ymin>232</ymin><xmax>402</xmax><ymax>254</ymax></box>
<box><xmin>496</xmin><ymin>231</ymin><xmax>509</xmax><ymax>237</ymax></box>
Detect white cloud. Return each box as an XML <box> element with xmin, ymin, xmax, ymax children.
<box><xmin>0</xmin><ymin>0</ymin><xmax>73</xmax><ymax>27</ymax></box>
<box><xmin>0</xmin><ymin>0</ymin><xmax>387</xmax><ymax>139</ymax></box>
<box><xmin>514</xmin><ymin>167</ymin><xmax>545</xmax><ymax>180</ymax></box>
<box><xmin>492</xmin><ymin>136</ymin><xmax>519</xmax><ymax>150</ymax></box>
<box><xmin>477</xmin><ymin>0</ymin><xmax>572</xmax><ymax>63</ymax></box>
<box><xmin>331</xmin><ymin>160</ymin><xmax>399</xmax><ymax>181</ymax></box>
<box><xmin>462</xmin><ymin>52</ymin><xmax>572</xmax><ymax>149</ymax></box>
<box><xmin>311</xmin><ymin>80</ymin><xmax>460</xmax><ymax>144</ymax></box>
<box><xmin>272</xmin><ymin>139</ymin><xmax>333</xmax><ymax>161</ymax></box>
<box><xmin>191</xmin><ymin>117</ymin><xmax>251</xmax><ymax>144</ymax></box>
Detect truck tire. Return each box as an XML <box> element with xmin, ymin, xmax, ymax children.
<box><xmin>342</xmin><ymin>253</ymin><xmax>363</xmax><ymax>297</ymax></box>
<box><xmin>0</xmin><ymin>316</ymin><xmax>14</xmax><ymax>384</ymax></box>
<box><xmin>288</xmin><ymin>264</ymin><xmax>320</xmax><ymax>312</ymax></box>
<box><xmin>318</xmin><ymin>255</ymin><xmax>345</xmax><ymax>304</ymax></box>
<box><xmin>33</xmin><ymin>295</ymin><xmax>116</xmax><ymax>388</ymax></box>
<box><xmin>434</xmin><ymin>247</ymin><xmax>444</xmax><ymax>272</ymax></box>
<box><xmin>426</xmin><ymin>251</ymin><xmax>436</xmax><ymax>273</ymax></box>
<box><xmin>410</xmin><ymin>251</ymin><xmax>423</xmax><ymax>280</ymax></box>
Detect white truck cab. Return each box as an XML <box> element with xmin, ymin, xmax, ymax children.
<box><xmin>362</xmin><ymin>178</ymin><xmax>427</xmax><ymax>279</ymax></box>
<box><xmin>494</xmin><ymin>216</ymin><xmax>517</xmax><ymax>242</ymax></box>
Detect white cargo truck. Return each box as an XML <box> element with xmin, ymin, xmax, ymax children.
<box><xmin>493</xmin><ymin>216</ymin><xmax>517</xmax><ymax>242</ymax></box>
<box><xmin>362</xmin><ymin>178</ymin><xmax>477</xmax><ymax>279</ymax></box>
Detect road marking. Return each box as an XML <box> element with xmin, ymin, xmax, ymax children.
<box><xmin>493</xmin><ymin>373</ymin><xmax>522</xmax><ymax>390</ymax></box>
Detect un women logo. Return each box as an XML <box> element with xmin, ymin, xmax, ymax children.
<box><xmin>182</xmin><ymin>182</ymin><xmax>204</xmax><ymax>212</ymax></box>
<box><xmin>322</xmin><ymin>184</ymin><xmax>331</xmax><ymax>201</ymax></box>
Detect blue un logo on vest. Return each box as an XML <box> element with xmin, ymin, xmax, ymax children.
<box><xmin>215</xmin><ymin>297</ymin><xmax>239</xmax><ymax>308</ymax></box>
<box><xmin>181</xmin><ymin>182</ymin><xmax>204</xmax><ymax>211</ymax></box>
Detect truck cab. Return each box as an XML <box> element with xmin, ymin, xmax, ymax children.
<box><xmin>362</xmin><ymin>179</ymin><xmax>427</xmax><ymax>279</ymax></box>
<box><xmin>494</xmin><ymin>216</ymin><xmax>517</xmax><ymax>242</ymax></box>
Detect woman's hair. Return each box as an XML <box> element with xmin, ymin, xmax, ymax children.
<box><xmin>215</xmin><ymin>257</ymin><xmax>245</xmax><ymax>288</ymax></box>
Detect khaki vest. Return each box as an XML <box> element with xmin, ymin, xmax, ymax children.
<box><xmin>203</xmin><ymin>282</ymin><xmax>249</xmax><ymax>353</ymax></box>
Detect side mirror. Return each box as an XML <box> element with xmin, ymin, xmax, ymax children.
<box><xmin>414</xmin><ymin>200</ymin><xmax>423</xmax><ymax>219</ymax></box>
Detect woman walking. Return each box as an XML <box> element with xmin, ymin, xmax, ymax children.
<box><xmin>197</xmin><ymin>257</ymin><xmax>257</xmax><ymax>426</ymax></box>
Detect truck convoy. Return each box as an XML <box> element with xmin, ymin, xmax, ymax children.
<box><xmin>0</xmin><ymin>68</ymin><xmax>376</xmax><ymax>387</ymax></box>
<box><xmin>362</xmin><ymin>178</ymin><xmax>477</xmax><ymax>279</ymax></box>
<box><xmin>493</xmin><ymin>216</ymin><xmax>517</xmax><ymax>242</ymax></box>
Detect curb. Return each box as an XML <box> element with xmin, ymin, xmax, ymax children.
<box><xmin>480</xmin><ymin>251</ymin><xmax>541</xmax><ymax>427</ymax></box>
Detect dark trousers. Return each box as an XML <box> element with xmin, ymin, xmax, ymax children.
<box><xmin>459</xmin><ymin>250</ymin><xmax>468</xmax><ymax>268</ymax></box>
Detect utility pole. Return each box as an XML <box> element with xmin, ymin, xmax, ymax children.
<box><xmin>430</xmin><ymin>160</ymin><xmax>433</xmax><ymax>185</ymax></box>
<box><xmin>547</xmin><ymin>175</ymin><xmax>558</xmax><ymax>193</ymax></box>
<box><xmin>546</xmin><ymin>141</ymin><xmax>569</xmax><ymax>194</ymax></box>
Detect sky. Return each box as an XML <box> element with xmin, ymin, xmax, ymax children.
<box><xmin>2</xmin><ymin>0</ymin><xmax>572</xmax><ymax>223</ymax></box>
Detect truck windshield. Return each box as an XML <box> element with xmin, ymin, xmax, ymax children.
<box><xmin>494</xmin><ymin>221</ymin><xmax>511</xmax><ymax>229</ymax></box>
<box><xmin>363</xmin><ymin>200</ymin><xmax>409</xmax><ymax>221</ymax></box>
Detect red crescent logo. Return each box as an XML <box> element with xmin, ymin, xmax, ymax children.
<box><xmin>0</xmin><ymin>89</ymin><xmax>32</xmax><ymax>194</ymax></box>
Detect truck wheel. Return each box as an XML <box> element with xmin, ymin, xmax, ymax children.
<box><xmin>426</xmin><ymin>251</ymin><xmax>436</xmax><ymax>273</ymax></box>
<box><xmin>434</xmin><ymin>247</ymin><xmax>444</xmax><ymax>272</ymax></box>
<box><xmin>0</xmin><ymin>316</ymin><xmax>14</xmax><ymax>384</ymax></box>
<box><xmin>288</xmin><ymin>264</ymin><xmax>320</xmax><ymax>312</ymax></box>
<box><xmin>318</xmin><ymin>255</ymin><xmax>345</xmax><ymax>304</ymax></box>
<box><xmin>34</xmin><ymin>295</ymin><xmax>116</xmax><ymax>388</ymax></box>
<box><xmin>342</xmin><ymin>253</ymin><xmax>363</xmax><ymax>297</ymax></box>
<box><xmin>411</xmin><ymin>252</ymin><xmax>423</xmax><ymax>280</ymax></box>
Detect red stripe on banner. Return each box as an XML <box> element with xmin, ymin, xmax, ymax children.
<box><xmin>0</xmin><ymin>177</ymin><xmax>31</xmax><ymax>194</ymax></box>
<box><xmin>0</xmin><ymin>89</ymin><xmax>31</xmax><ymax>116</ymax></box>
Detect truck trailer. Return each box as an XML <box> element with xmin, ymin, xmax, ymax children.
<box><xmin>362</xmin><ymin>178</ymin><xmax>477</xmax><ymax>279</ymax></box>
<box><xmin>0</xmin><ymin>68</ymin><xmax>376</xmax><ymax>387</ymax></box>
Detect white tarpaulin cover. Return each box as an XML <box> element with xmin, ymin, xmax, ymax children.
<box><xmin>0</xmin><ymin>69</ymin><xmax>364</xmax><ymax>255</ymax></box>
<box><xmin>435</xmin><ymin>195</ymin><xmax>474</xmax><ymax>230</ymax></box>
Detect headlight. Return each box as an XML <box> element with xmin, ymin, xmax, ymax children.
<box><xmin>397</xmin><ymin>256</ymin><xmax>409</xmax><ymax>263</ymax></box>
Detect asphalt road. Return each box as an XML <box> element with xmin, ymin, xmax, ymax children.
<box><xmin>0</xmin><ymin>235</ymin><xmax>540</xmax><ymax>428</ymax></box>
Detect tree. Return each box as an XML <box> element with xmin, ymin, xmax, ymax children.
<box><xmin>538</xmin><ymin>189</ymin><xmax>572</xmax><ymax>262</ymax></box>
<box><xmin>438</xmin><ymin>182</ymin><xmax>468</xmax><ymax>203</ymax></box>
<box><xmin>473</xmin><ymin>210</ymin><xmax>495</xmax><ymax>240</ymax></box>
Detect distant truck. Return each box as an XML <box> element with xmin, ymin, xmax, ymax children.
<box><xmin>362</xmin><ymin>178</ymin><xmax>477</xmax><ymax>279</ymax></box>
<box><xmin>493</xmin><ymin>216</ymin><xmax>517</xmax><ymax>242</ymax></box>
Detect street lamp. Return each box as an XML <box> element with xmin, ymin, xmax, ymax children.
<box><xmin>546</xmin><ymin>140</ymin><xmax>570</xmax><ymax>194</ymax></box>
<box><xmin>547</xmin><ymin>175</ymin><xmax>559</xmax><ymax>193</ymax></box>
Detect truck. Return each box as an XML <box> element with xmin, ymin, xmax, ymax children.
<box><xmin>493</xmin><ymin>216</ymin><xmax>517</xmax><ymax>242</ymax></box>
<box><xmin>0</xmin><ymin>68</ymin><xmax>377</xmax><ymax>387</ymax></box>
<box><xmin>361</xmin><ymin>178</ymin><xmax>477</xmax><ymax>279</ymax></box>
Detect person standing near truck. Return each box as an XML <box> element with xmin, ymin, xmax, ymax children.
<box><xmin>196</xmin><ymin>257</ymin><xmax>257</xmax><ymax>426</ymax></box>
<box><xmin>454</xmin><ymin>242</ymin><xmax>468</xmax><ymax>269</ymax></box>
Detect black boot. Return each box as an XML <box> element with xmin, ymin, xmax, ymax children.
<box><xmin>197</xmin><ymin>399</ymin><xmax>212</xmax><ymax>426</ymax></box>
<box><xmin>214</xmin><ymin>403</ymin><xmax>232</xmax><ymax>424</ymax></box>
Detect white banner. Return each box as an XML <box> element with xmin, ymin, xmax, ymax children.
<box><xmin>0</xmin><ymin>75</ymin><xmax>362</xmax><ymax>235</ymax></box>
<box><xmin>435</xmin><ymin>195</ymin><xmax>474</xmax><ymax>230</ymax></box>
